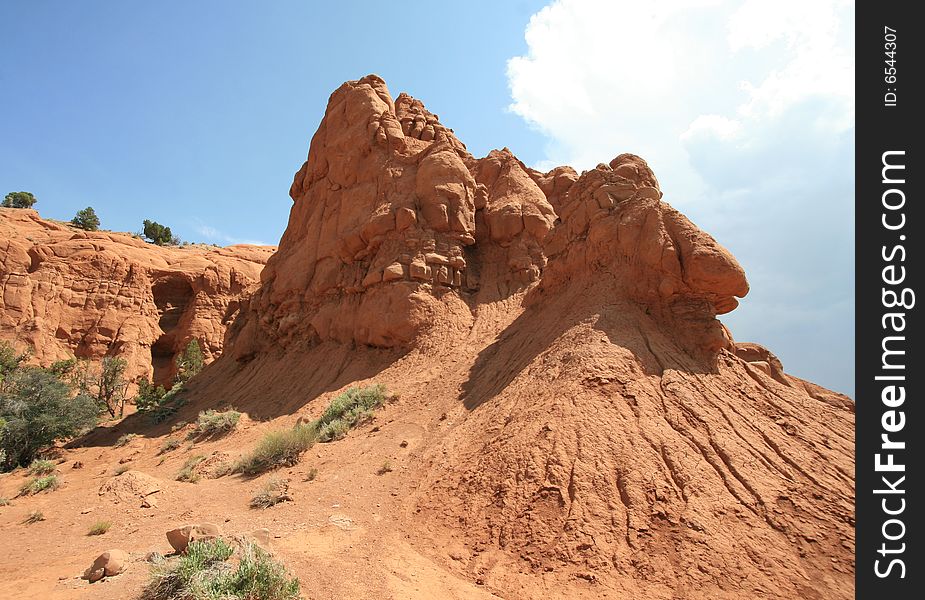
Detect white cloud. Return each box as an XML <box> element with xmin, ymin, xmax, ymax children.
<box><xmin>507</xmin><ymin>0</ymin><xmax>854</xmax><ymax>395</ymax></box>
<box><xmin>194</xmin><ymin>222</ymin><xmax>269</xmax><ymax>246</ymax></box>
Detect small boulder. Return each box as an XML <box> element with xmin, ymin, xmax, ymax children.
<box><xmin>247</xmin><ymin>528</ymin><xmax>271</xmax><ymax>549</ymax></box>
<box><xmin>82</xmin><ymin>549</ymin><xmax>127</xmax><ymax>582</ymax></box>
<box><xmin>166</xmin><ymin>522</ymin><xmax>223</xmax><ymax>553</ymax></box>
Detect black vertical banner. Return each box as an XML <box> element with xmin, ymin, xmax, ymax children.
<box><xmin>856</xmin><ymin>1</ymin><xmax>921</xmax><ymax>598</ymax></box>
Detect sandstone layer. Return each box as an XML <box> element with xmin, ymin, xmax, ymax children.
<box><xmin>0</xmin><ymin>208</ymin><xmax>274</xmax><ymax>383</ymax></box>
<box><xmin>195</xmin><ymin>75</ymin><xmax>854</xmax><ymax>599</ymax></box>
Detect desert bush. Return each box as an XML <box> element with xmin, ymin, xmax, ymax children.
<box><xmin>1</xmin><ymin>367</ymin><xmax>98</xmax><ymax>470</ymax></box>
<box><xmin>234</xmin><ymin>423</ymin><xmax>318</xmax><ymax>476</ymax></box>
<box><xmin>304</xmin><ymin>467</ymin><xmax>318</xmax><ymax>482</ymax></box>
<box><xmin>250</xmin><ymin>477</ymin><xmax>292</xmax><ymax>509</ymax></box>
<box><xmin>0</xmin><ymin>341</ymin><xmax>30</xmax><ymax>393</ymax></box>
<box><xmin>143</xmin><ymin>538</ymin><xmax>300</xmax><ymax>600</ymax></box>
<box><xmin>135</xmin><ymin>381</ymin><xmax>186</xmax><ymax>424</ymax></box>
<box><xmin>176</xmin><ymin>455</ymin><xmax>206</xmax><ymax>483</ymax></box>
<box><xmin>20</xmin><ymin>474</ymin><xmax>59</xmax><ymax>495</ymax></box>
<box><xmin>87</xmin><ymin>520</ymin><xmax>112</xmax><ymax>535</ymax></box>
<box><xmin>27</xmin><ymin>459</ymin><xmax>56</xmax><ymax>475</ymax></box>
<box><xmin>318</xmin><ymin>419</ymin><xmax>350</xmax><ymax>442</ymax></box>
<box><xmin>316</xmin><ymin>384</ymin><xmax>388</xmax><ymax>442</ymax></box>
<box><xmin>114</xmin><ymin>464</ymin><xmax>130</xmax><ymax>475</ymax></box>
<box><xmin>95</xmin><ymin>357</ymin><xmax>130</xmax><ymax>418</ymax></box>
<box><xmin>377</xmin><ymin>460</ymin><xmax>393</xmax><ymax>475</ymax></box>
<box><xmin>114</xmin><ymin>433</ymin><xmax>138</xmax><ymax>447</ymax></box>
<box><xmin>0</xmin><ymin>497</ymin><xmax>10</xmax><ymax>506</ymax></box>
<box><xmin>194</xmin><ymin>409</ymin><xmax>240</xmax><ymax>436</ymax></box>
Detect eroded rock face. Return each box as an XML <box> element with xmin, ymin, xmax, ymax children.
<box><xmin>0</xmin><ymin>208</ymin><xmax>274</xmax><ymax>383</ymax></box>
<box><xmin>229</xmin><ymin>75</ymin><xmax>747</xmax><ymax>364</ymax></box>
<box><xmin>178</xmin><ymin>75</ymin><xmax>852</xmax><ymax>599</ymax></box>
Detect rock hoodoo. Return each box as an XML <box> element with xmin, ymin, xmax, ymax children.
<box><xmin>203</xmin><ymin>75</ymin><xmax>853</xmax><ymax>599</ymax></box>
<box><xmin>228</xmin><ymin>75</ymin><xmax>747</xmax><ymax>362</ymax></box>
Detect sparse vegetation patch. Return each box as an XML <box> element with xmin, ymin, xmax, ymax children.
<box><xmin>27</xmin><ymin>459</ymin><xmax>56</xmax><ymax>475</ymax></box>
<box><xmin>176</xmin><ymin>455</ymin><xmax>206</xmax><ymax>483</ymax></box>
<box><xmin>142</xmin><ymin>539</ymin><xmax>300</xmax><ymax>600</ymax></box>
<box><xmin>250</xmin><ymin>477</ymin><xmax>292</xmax><ymax>509</ymax></box>
<box><xmin>115</xmin><ymin>433</ymin><xmax>139</xmax><ymax>447</ymax></box>
<box><xmin>232</xmin><ymin>384</ymin><xmax>389</xmax><ymax>475</ymax></box>
<box><xmin>160</xmin><ymin>439</ymin><xmax>181</xmax><ymax>454</ymax></box>
<box><xmin>24</xmin><ymin>510</ymin><xmax>44</xmax><ymax>524</ymax></box>
<box><xmin>88</xmin><ymin>520</ymin><xmax>112</xmax><ymax>535</ymax></box>
<box><xmin>20</xmin><ymin>474</ymin><xmax>59</xmax><ymax>495</ymax></box>
<box><xmin>233</xmin><ymin>423</ymin><xmax>318</xmax><ymax>476</ymax></box>
<box><xmin>316</xmin><ymin>384</ymin><xmax>388</xmax><ymax>442</ymax></box>
<box><xmin>194</xmin><ymin>409</ymin><xmax>241</xmax><ymax>437</ymax></box>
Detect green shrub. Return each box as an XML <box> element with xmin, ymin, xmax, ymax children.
<box><xmin>316</xmin><ymin>384</ymin><xmax>388</xmax><ymax>442</ymax></box>
<box><xmin>114</xmin><ymin>464</ymin><xmax>130</xmax><ymax>475</ymax></box>
<box><xmin>1</xmin><ymin>342</ymin><xmax>30</xmax><ymax>391</ymax></box>
<box><xmin>143</xmin><ymin>539</ymin><xmax>300</xmax><ymax>600</ymax></box>
<box><xmin>232</xmin><ymin>385</ymin><xmax>387</xmax><ymax>475</ymax></box>
<box><xmin>114</xmin><ymin>433</ymin><xmax>138</xmax><ymax>447</ymax></box>
<box><xmin>377</xmin><ymin>460</ymin><xmax>393</xmax><ymax>475</ymax></box>
<box><xmin>0</xmin><ymin>497</ymin><xmax>10</xmax><ymax>506</ymax></box>
<box><xmin>304</xmin><ymin>467</ymin><xmax>318</xmax><ymax>482</ymax></box>
<box><xmin>250</xmin><ymin>477</ymin><xmax>292</xmax><ymax>509</ymax></box>
<box><xmin>234</xmin><ymin>423</ymin><xmax>318</xmax><ymax>476</ymax></box>
<box><xmin>1</xmin><ymin>366</ymin><xmax>98</xmax><ymax>470</ymax></box>
<box><xmin>176</xmin><ymin>455</ymin><xmax>206</xmax><ymax>483</ymax></box>
<box><xmin>136</xmin><ymin>381</ymin><xmax>186</xmax><ymax>424</ymax></box>
<box><xmin>176</xmin><ymin>340</ymin><xmax>204</xmax><ymax>383</ymax></box>
<box><xmin>27</xmin><ymin>459</ymin><xmax>56</xmax><ymax>475</ymax></box>
<box><xmin>194</xmin><ymin>409</ymin><xmax>241</xmax><ymax>436</ymax></box>
<box><xmin>20</xmin><ymin>474</ymin><xmax>59</xmax><ymax>495</ymax></box>
<box><xmin>87</xmin><ymin>520</ymin><xmax>112</xmax><ymax>535</ymax></box>
<box><xmin>318</xmin><ymin>419</ymin><xmax>350</xmax><ymax>442</ymax></box>
<box><xmin>71</xmin><ymin>207</ymin><xmax>100</xmax><ymax>231</ymax></box>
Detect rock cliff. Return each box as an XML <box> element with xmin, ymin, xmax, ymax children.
<box><xmin>0</xmin><ymin>208</ymin><xmax>274</xmax><ymax>383</ymax></box>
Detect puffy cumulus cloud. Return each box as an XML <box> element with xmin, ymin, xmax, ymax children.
<box><xmin>507</xmin><ymin>0</ymin><xmax>854</xmax><ymax>395</ymax></box>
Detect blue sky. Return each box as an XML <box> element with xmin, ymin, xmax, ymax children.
<box><xmin>0</xmin><ymin>1</ymin><xmax>854</xmax><ymax>396</ymax></box>
<box><xmin>1</xmin><ymin>0</ymin><xmax>549</xmax><ymax>244</ymax></box>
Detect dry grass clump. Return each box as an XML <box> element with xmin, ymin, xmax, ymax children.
<box><xmin>176</xmin><ymin>455</ymin><xmax>206</xmax><ymax>483</ymax></box>
<box><xmin>27</xmin><ymin>459</ymin><xmax>56</xmax><ymax>475</ymax></box>
<box><xmin>115</xmin><ymin>433</ymin><xmax>139</xmax><ymax>447</ymax></box>
<box><xmin>250</xmin><ymin>477</ymin><xmax>292</xmax><ymax>509</ymax></box>
<box><xmin>233</xmin><ymin>384</ymin><xmax>389</xmax><ymax>476</ymax></box>
<box><xmin>193</xmin><ymin>409</ymin><xmax>241</xmax><ymax>437</ymax></box>
<box><xmin>20</xmin><ymin>474</ymin><xmax>59</xmax><ymax>495</ymax></box>
<box><xmin>234</xmin><ymin>424</ymin><xmax>317</xmax><ymax>476</ymax></box>
<box><xmin>87</xmin><ymin>520</ymin><xmax>112</xmax><ymax>535</ymax></box>
<box><xmin>142</xmin><ymin>539</ymin><xmax>300</xmax><ymax>600</ymax></box>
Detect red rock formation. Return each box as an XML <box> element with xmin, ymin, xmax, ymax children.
<box><xmin>201</xmin><ymin>75</ymin><xmax>854</xmax><ymax>599</ymax></box>
<box><xmin>0</xmin><ymin>208</ymin><xmax>274</xmax><ymax>383</ymax></box>
<box><xmin>207</xmin><ymin>75</ymin><xmax>852</xmax><ymax>599</ymax></box>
